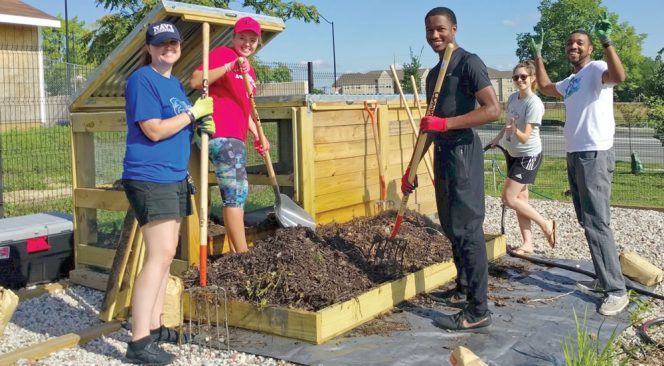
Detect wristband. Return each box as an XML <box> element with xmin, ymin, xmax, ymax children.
<box><xmin>602</xmin><ymin>40</ymin><xmax>613</xmax><ymax>48</ymax></box>
<box><xmin>185</xmin><ymin>109</ymin><xmax>195</xmax><ymax>123</ymax></box>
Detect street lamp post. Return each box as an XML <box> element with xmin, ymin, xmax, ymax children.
<box><xmin>319</xmin><ymin>15</ymin><xmax>337</xmax><ymax>92</ymax></box>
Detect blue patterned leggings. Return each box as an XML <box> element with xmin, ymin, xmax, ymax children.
<box><xmin>208</xmin><ymin>137</ymin><xmax>248</xmax><ymax>208</ymax></box>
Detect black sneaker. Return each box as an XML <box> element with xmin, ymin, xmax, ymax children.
<box><xmin>433</xmin><ymin>311</ymin><xmax>492</xmax><ymax>333</ymax></box>
<box><xmin>126</xmin><ymin>336</ymin><xmax>175</xmax><ymax>365</ymax></box>
<box><xmin>150</xmin><ymin>325</ymin><xmax>182</xmax><ymax>344</ymax></box>
<box><xmin>428</xmin><ymin>289</ymin><xmax>468</xmax><ymax>308</ymax></box>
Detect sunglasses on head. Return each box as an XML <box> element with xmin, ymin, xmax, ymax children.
<box><xmin>512</xmin><ymin>74</ymin><xmax>529</xmax><ymax>81</ymax></box>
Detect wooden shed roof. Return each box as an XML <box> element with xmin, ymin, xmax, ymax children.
<box><xmin>69</xmin><ymin>0</ymin><xmax>285</xmax><ymax>112</ymax></box>
<box><xmin>0</xmin><ymin>0</ymin><xmax>60</xmax><ymax>28</ymax></box>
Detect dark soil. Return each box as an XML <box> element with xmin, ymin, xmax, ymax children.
<box><xmin>182</xmin><ymin>209</ymin><xmax>453</xmax><ymax>311</ymax></box>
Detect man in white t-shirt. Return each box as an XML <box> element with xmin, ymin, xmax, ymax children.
<box><xmin>530</xmin><ymin>13</ymin><xmax>629</xmax><ymax>316</ymax></box>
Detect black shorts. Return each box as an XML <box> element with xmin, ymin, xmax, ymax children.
<box><xmin>506</xmin><ymin>153</ymin><xmax>542</xmax><ymax>184</ymax></box>
<box><xmin>122</xmin><ymin>179</ymin><xmax>192</xmax><ymax>226</ymax></box>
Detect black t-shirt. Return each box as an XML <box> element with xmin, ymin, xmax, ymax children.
<box><xmin>425</xmin><ymin>47</ymin><xmax>491</xmax><ymax>142</ymax></box>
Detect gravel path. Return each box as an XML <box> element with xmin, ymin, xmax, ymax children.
<box><xmin>2</xmin><ymin>196</ymin><xmax>663</xmax><ymax>365</ymax></box>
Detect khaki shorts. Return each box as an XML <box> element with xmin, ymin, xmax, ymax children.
<box><xmin>122</xmin><ymin>179</ymin><xmax>192</xmax><ymax>226</ymax></box>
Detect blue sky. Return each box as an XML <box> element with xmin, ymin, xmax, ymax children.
<box><xmin>25</xmin><ymin>0</ymin><xmax>663</xmax><ymax>73</ymax></box>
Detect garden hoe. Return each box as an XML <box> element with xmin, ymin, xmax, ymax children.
<box><xmin>391</xmin><ymin>43</ymin><xmax>455</xmax><ymax>239</ymax></box>
<box><xmin>363</xmin><ymin>100</ymin><xmax>389</xmax><ymax>211</ymax></box>
<box><xmin>239</xmin><ymin>59</ymin><xmax>316</xmax><ymax>230</ymax></box>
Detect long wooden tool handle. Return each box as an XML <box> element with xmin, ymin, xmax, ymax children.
<box><xmin>199</xmin><ymin>22</ymin><xmax>210</xmax><ymax>288</ymax></box>
<box><xmin>364</xmin><ymin>101</ymin><xmax>386</xmax><ymax>200</ymax></box>
<box><xmin>239</xmin><ymin>59</ymin><xmax>280</xmax><ymax>194</ymax></box>
<box><xmin>391</xmin><ymin>43</ymin><xmax>455</xmax><ymax>238</ymax></box>
<box><xmin>410</xmin><ymin>75</ymin><xmax>424</xmax><ymax>119</ymax></box>
<box><xmin>389</xmin><ymin>65</ymin><xmax>435</xmax><ymax>183</ymax></box>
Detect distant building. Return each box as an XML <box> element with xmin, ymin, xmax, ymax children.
<box><xmin>0</xmin><ymin>0</ymin><xmax>60</xmax><ymax>128</ymax></box>
<box><xmin>334</xmin><ymin>67</ymin><xmax>513</xmax><ymax>101</ymax></box>
<box><xmin>334</xmin><ymin>68</ymin><xmax>430</xmax><ymax>95</ymax></box>
<box><xmin>487</xmin><ymin>67</ymin><xmax>516</xmax><ymax>102</ymax></box>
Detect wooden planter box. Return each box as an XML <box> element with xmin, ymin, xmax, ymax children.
<box><xmin>183</xmin><ymin>234</ymin><xmax>505</xmax><ymax>344</ymax></box>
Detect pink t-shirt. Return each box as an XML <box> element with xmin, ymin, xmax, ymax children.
<box><xmin>197</xmin><ymin>46</ymin><xmax>257</xmax><ymax>142</ymax></box>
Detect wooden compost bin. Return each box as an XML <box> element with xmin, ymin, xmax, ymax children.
<box><xmin>182</xmin><ymin>94</ymin><xmax>507</xmax><ymax>343</ymax></box>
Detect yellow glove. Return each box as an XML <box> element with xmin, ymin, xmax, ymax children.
<box><xmin>189</xmin><ymin>97</ymin><xmax>213</xmax><ymax>120</ymax></box>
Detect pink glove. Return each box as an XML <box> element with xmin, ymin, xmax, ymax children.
<box><xmin>226</xmin><ymin>58</ymin><xmax>250</xmax><ymax>74</ymax></box>
<box><xmin>401</xmin><ymin>168</ymin><xmax>418</xmax><ymax>195</ymax></box>
<box><xmin>420</xmin><ymin>116</ymin><xmax>449</xmax><ymax>133</ymax></box>
<box><xmin>254</xmin><ymin>137</ymin><xmax>270</xmax><ymax>156</ymax></box>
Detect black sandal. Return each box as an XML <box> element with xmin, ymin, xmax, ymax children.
<box><xmin>433</xmin><ymin>311</ymin><xmax>492</xmax><ymax>333</ymax></box>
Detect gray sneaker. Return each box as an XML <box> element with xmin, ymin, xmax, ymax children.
<box><xmin>599</xmin><ymin>294</ymin><xmax>629</xmax><ymax>316</ymax></box>
<box><xmin>576</xmin><ymin>279</ymin><xmax>604</xmax><ymax>292</ymax></box>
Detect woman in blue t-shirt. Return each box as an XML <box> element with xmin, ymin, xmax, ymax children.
<box><xmin>121</xmin><ymin>21</ymin><xmax>213</xmax><ymax>364</ymax></box>
<box><xmin>488</xmin><ymin>60</ymin><xmax>556</xmax><ymax>255</ymax></box>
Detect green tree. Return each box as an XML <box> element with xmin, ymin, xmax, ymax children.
<box><xmin>251</xmin><ymin>57</ymin><xmax>293</xmax><ymax>82</ymax></box>
<box><xmin>401</xmin><ymin>47</ymin><xmax>423</xmax><ymax>94</ymax></box>
<box><xmin>87</xmin><ymin>0</ymin><xmax>320</xmax><ymax>64</ymax></box>
<box><xmin>643</xmin><ymin>49</ymin><xmax>664</xmax><ymax>145</ymax></box>
<box><xmin>42</xmin><ymin>16</ymin><xmax>95</xmax><ymax>95</ymax></box>
<box><xmin>515</xmin><ymin>0</ymin><xmax>646</xmax><ymax>101</ymax></box>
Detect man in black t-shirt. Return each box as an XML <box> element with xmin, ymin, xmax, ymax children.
<box><xmin>402</xmin><ymin>6</ymin><xmax>501</xmax><ymax>331</ymax></box>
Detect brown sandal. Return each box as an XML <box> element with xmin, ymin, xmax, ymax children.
<box><xmin>546</xmin><ymin>220</ymin><xmax>556</xmax><ymax>248</ymax></box>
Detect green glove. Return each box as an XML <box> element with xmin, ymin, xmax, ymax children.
<box><xmin>197</xmin><ymin>116</ymin><xmax>215</xmax><ymax>135</ymax></box>
<box><xmin>189</xmin><ymin>97</ymin><xmax>213</xmax><ymax>120</ymax></box>
<box><xmin>192</xmin><ymin>116</ymin><xmax>215</xmax><ymax>145</ymax></box>
<box><xmin>595</xmin><ymin>11</ymin><xmax>612</xmax><ymax>43</ymax></box>
<box><xmin>529</xmin><ymin>28</ymin><xmax>544</xmax><ymax>59</ymax></box>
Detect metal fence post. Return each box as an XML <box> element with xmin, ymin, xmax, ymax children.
<box><xmin>307</xmin><ymin>62</ymin><xmax>314</xmax><ymax>94</ymax></box>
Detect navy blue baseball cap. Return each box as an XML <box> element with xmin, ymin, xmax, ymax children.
<box><xmin>146</xmin><ymin>21</ymin><xmax>181</xmax><ymax>45</ymax></box>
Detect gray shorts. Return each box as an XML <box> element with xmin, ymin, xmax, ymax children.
<box><xmin>122</xmin><ymin>179</ymin><xmax>192</xmax><ymax>226</ymax></box>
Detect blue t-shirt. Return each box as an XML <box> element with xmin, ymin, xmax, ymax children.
<box><xmin>122</xmin><ymin>65</ymin><xmax>192</xmax><ymax>183</ymax></box>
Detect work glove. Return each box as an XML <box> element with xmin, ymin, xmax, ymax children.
<box><xmin>189</xmin><ymin>97</ymin><xmax>213</xmax><ymax>120</ymax></box>
<box><xmin>192</xmin><ymin>116</ymin><xmax>215</xmax><ymax>145</ymax></box>
<box><xmin>594</xmin><ymin>12</ymin><xmax>613</xmax><ymax>43</ymax></box>
<box><xmin>253</xmin><ymin>137</ymin><xmax>270</xmax><ymax>156</ymax></box>
<box><xmin>420</xmin><ymin>115</ymin><xmax>448</xmax><ymax>133</ymax></box>
<box><xmin>401</xmin><ymin>168</ymin><xmax>418</xmax><ymax>195</ymax></box>
<box><xmin>529</xmin><ymin>28</ymin><xmax>544</xmax><ymax>59</ymax></box>
<box><xmin>225</xmin><ymin>58</ymin><xmax>250</xmax><ymax>74</ymax></box>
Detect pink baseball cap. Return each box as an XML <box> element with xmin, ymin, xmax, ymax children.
<box><xmin>234</xmin><ymin>16</ymin><xmax>261</xmax><ymax>37</ymax></box>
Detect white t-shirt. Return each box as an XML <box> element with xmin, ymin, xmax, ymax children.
<box><xmin>503</xmin><ymin>92</ymin><xmax>544</xmax><ymax>157</ymax></box>
<box><xmin>555</xmin><ymin>60</ymin><xmax>616</xmax><ymax>152</ymax></box>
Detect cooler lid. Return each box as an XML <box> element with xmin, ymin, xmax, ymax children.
<box><xmin>0</xmin><ymin>213</ymin><xmax>73</xmax><ymax>243</ymax></box>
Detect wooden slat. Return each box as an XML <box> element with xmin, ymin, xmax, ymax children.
<box><xmin>296</xmin><ymin>107</ymin><xmax>316</xmax><ymax>217</ymax></box>
<box><xmin>315</xmin><ymin>155</ymin><xmax>379</xmax><ymax>179</ymax></box>
<box><xmin>74</xmin><ymin>188</ymin><xmax>129</xmax><ymax>211</ymax></box>
<box><xmin>76</xmin><ymin>245</ymin><xmax>115</xmax><ymax>269</ymax></box>
<box><xmin>78</xmin><ymin>97</ymin><xmax>126</xmax><ymax>110</ymax></box>
<box><xmin>314</xmin><ymin>140</ymin><xmax>375</xmax><ymax>162</ymax></box>
<box><xmin>257</xmin><ymin>106</ymin><xmax>292</xmax><ymax>120</ymax></box>
<box><xmin>313</xmin><ymin>124</ymin><xmax>373</xmax><ymax>144</ymax></box>
<box><xmin>72</xmin><ymin>132</ymin><xmax>97</xmax><ymax>246</ymax></box>
<box><xmin>69</xmin><ymin>269</ymin><xmax>108</xmax><ymax>291</ymax></box>
<box><xmin>0</xmin><ymin>321</ymin><xmax>122</xmax><ymax>364</ymax></box>
<box><xmin>312</xmin><ymin>109</ymin><xmax>367</xmax><ymax>127</ymax></box>
<box><xmin>17</xmin><ymin>282</ymin><xmax>69</xmax><ymax>302</ymax></box>
<box><xmin>316</xmin><ymin>202</ymin><xmax>380</xmax><ymax>225</ymax></box>
<box><xmin>71</xmin><ymin>111</ymin><xmax>127</xmax><ymax>132</ymax></box>
<box><xmin>314</xmin><ymin>168</ymin><xmax>380</xmax><ymax>196</ymax></box>
<box><xmin>247</xmin><ymin>173</ymin><xmax>294</xmax><ymax>187</ymax></box>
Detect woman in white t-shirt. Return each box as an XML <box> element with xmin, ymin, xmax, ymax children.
<box><xmin>488</xmin><ymin>60</ymin><xmax>556</xmax><ymax>255</ymax></box>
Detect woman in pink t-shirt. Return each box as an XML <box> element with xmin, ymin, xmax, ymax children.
<box><xmin>191</xmin><ymin>16</ymin><xmax>269</xmax><ymax>253</ymax></box>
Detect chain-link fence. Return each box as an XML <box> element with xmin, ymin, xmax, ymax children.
<box><xmin>1</xmin><ymin>45</ymin><xmax>663</xmax><ymax>217</ymax></box>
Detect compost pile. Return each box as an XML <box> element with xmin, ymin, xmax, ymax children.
<box><xmin>182</xmin><ymin>210</ymin><xmax>453</xmax><ymax>311</ymax></box>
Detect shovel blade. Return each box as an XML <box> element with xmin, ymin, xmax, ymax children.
<box><xmin>275</xmin><ymin>193</ymin><xmax>316</xmax><ymax>230</ymax></box>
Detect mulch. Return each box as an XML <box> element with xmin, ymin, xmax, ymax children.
<box><xmin>181</xmin><ymin>209</ymin><xmax>453</xmax><ymax>311</ymax></box>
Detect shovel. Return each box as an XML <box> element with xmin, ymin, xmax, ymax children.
<box><xmin>239</xmin><ymin>60</ymin><xmax>316</xmax><ymax>230</ymax></box>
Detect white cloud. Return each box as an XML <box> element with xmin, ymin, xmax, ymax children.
<box><xmin>502</xmin><ymin>19</ymin><xmax>517</xmax><ymax>27</ymax></box>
